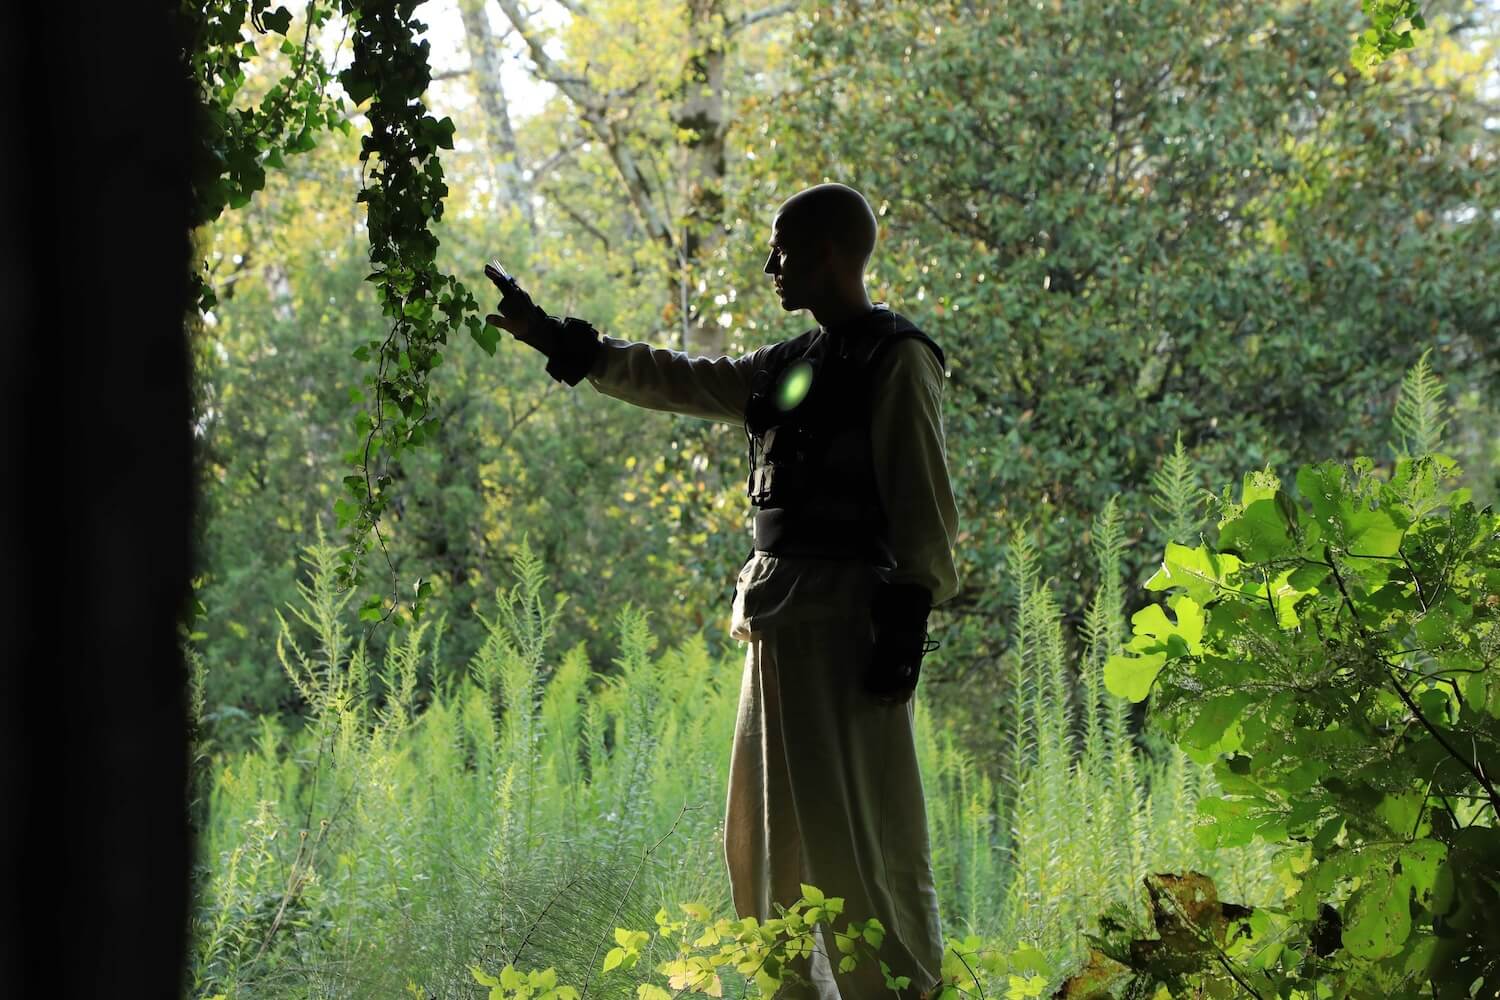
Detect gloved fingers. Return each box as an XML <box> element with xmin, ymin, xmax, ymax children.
<box><xmin>485</xmin><ymin>312</ymin><xmax>524</xmax><ymax>335</ymax></box>
<box><xmin>499</xmin><ymin>285</ymin><xmax>536</xmax><ymax>318</ymax></box>
<box><xmin>487</xmin><ymin>310</ymin><xmax>550</xmax><ymax>353</ymax></box>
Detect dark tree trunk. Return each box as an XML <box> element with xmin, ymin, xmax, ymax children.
<box><xmin>2</xmin><ymin>0</ymin><xmax>196</xmax><ymax>993</ymax></box>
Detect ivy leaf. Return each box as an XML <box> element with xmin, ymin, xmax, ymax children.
<box><xmin>470</xmin><ymin>320</ymin><xmax>501</xmax><ymax>356</ymax></box>
<box><xmin>260</xmin><ymin>5</ymin><xmax>292</xmax><ymax>34</ymax></box>
<box><xmin>287</xmin><ymin>128</ymin><xmax>318</xmax><ymax>153</ymax></box>
<box><xmin>338</xmin><ymin>65</ymin><xmax>377</xmax><ymax>106</ymax></box>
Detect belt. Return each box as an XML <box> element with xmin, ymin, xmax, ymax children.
<box><xmin>753</xmin><ymin>507</ymin><xmax>895</xmax><ymax>568</ymax></box>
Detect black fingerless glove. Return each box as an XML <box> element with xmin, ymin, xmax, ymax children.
<box><xmin>537</xmin><ymin>314</ymin><xmax>603</xmax><ymax>386</ymax></box>
<box><xmin>865</xmin><ymin>581</ymin><xmax>939</xmax><ymax>705</ymax></box>
<box><xmin>496</xmin><ymin>280</ymin><xmax>603</xmax><ymax>387</ymax></box>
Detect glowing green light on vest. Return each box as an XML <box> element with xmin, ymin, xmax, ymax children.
<box><xmin>775</xmin><ymin>359</ymin><xmax>814</xmax><ymax>412</ymax></box>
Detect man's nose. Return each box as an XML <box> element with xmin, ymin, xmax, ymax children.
<box><xmin>763</xmin><ymin>250</ymin><xmax>776</xmax><ymax>274</ymax></box>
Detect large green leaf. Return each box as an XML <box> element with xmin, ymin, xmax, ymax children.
<box><xmin>1297</xmin><ymin>463</ymin><xmax>1403</xmax><ymax>557</ymax></box>
<box><xmin>1218</xmin><ymin>497</ymin><xmax>1297</xmax><ymax>562</ymax></box>
<box><xmin>1182</xmin><ymin>692</ymin><xmax>1251</xmax><ymax>763</ymax></box>
<box><xmin>1104</xmin><ymin>651</ymin><xmax>1167</xmax><ymax>703</ymax></box>
<box><xmin>1342</xmin><ymin>839</ymin><xmax>1447</xmax><ymax>960</ymax></box>
<box><xmin>1144</xmin><ymin>542</ymin><xmax>1243</xmax><ymax>605</ymax></box>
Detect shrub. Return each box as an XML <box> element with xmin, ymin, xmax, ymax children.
<box><xmin>1101</xmin><ymin>359</ymin><xmax>1499</xmax><ymax>996</ymax></box>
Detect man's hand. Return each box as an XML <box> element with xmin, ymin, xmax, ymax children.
<box><xmin>864</xmin><ymin>581</ymin><xmax>937</xmax><ymax>705</ymax></box>
<box><xmin>866</xmin><ymin>622</ymin><xmax>928</xmax><ymax>705</ymax></box>
<box><xmin>482</xmin><ymin>258</ymin><xmax>603</xmax><ymax>387</ymax></box>
<box><xmin>483</xmin><ymin>259</ymin><xmax>555</xmax><ymax>356</ymax></box>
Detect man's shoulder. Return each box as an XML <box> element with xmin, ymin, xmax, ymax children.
<box><xmin>864</xmin><ymin>310</ymin><xmax>945</xmax><ymax>374</ymax></box>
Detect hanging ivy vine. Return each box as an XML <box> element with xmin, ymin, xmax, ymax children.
<box><xmin>183</xmin><ymin>0</ymin><xmax>494</xmax><ymax>626</ymax></box>
<box><xmin>332</xmin><ymin>0</ymin><xmax>490</xmax><ymax>625</ymax></box>
<box><xmin>180</xmin><ymin>0</ymin><xmax>348</xmax><ymax>310</ymax></box>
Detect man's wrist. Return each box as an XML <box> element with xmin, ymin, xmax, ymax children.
<box><xmin>539</xmin><ymin>315</ymin><xmax>603</xmax><ymax>386</ymax></box>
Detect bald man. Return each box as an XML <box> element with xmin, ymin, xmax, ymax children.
<box><xmin>483</xmin><ymin>183</ymin><xmax>957</xmax><ymax>999</ymax></box>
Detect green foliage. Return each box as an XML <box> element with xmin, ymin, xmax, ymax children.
<box><xmin>187</xmin><ymin>0</ymin><xmax>1500</xmax><ymax>767</ymax></box>
<box><xmin>331</xmin><ymin>0</ymin><xmax>485</xmax><ymax>618</ymax></box>
<box><xmin>1149</xmin><ymin>431</ymin><xmax>1209</xmax><ymax>546</ymax></box>
<box><xmin>1103</xmin><ymin>368</ymin><xmax>1500</xmax><ymax>994</ymax></box>
<box><xmin>993</xmin><ymin>501</ymin><xmax>1278</xmax><ymax>963</ymax></box>
<box><xmin>1353</xmin><ymin>0</ymin><xmax>1427</xmax><ymax>70</ymax></box>
<box><xmin>747</xmin><ymin>0</ymin><xmax>1499</xmax><ymax>766</ymax></box>
<box><xmin>180</xmin><ymin>0</ymin><xmax>347</xmax><ymax>231</ymax></box>
<box><xmin>189</xmin><ymin>531</ymin><xmax>785</xmax><ymax>997</ymax></box>
<box><xmin>465</xmin><ymin>892</ymin><xmax>1081</xmax><ymax>1000</ymax></box>
<box><xmin>185</xmin><ymin>0</ymin><xmax>486</xmax><ymax>622</ymax></box>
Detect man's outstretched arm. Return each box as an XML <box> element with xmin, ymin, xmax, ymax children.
<box><xmin>583</xmin><ymin>336</ymin><xmax>770</xmax><ymax>426</ymax></box>
<box><xmin>480</xmin><ymin>269</ymin><xmax>767</xmax><ymax>426</ymax></box>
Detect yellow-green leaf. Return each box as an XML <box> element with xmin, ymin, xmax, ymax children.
<box><xmin>1104</xmin><ymin>651</ymin><xmax>1167</xmax><ymax>702</ymax></box>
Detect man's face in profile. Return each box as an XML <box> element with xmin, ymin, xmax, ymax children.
<box><xmin>763</xmin><ymin>214</ymin><xmax>831</xmax><ymax>313</ymax></box>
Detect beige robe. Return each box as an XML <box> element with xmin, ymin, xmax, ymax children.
<box><xmin>583</xmin><ymin>316</ymin><xmax>959</xmax><ymax>998</ymax></box>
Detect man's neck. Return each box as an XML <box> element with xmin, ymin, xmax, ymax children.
<box><xmin>812</xmin><ymin>293</ymin><xmax>878</xmax><ymax>332</ymax></box>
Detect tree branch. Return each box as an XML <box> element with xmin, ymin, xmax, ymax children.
<box><xmin>727</xmin><ymin>0</ymin><xmax>798</xmax><ymax>36</ymax></box>
<box><xmin>548</xmin><ymin>191</ymin><xmax>612</xmax><ymax>251</ymax></box>
<box><xmin>493</xmin><ymin>0</ymin><xmax>677</xmax><ymax>252</ymax></box>
<box><xmin>528</xmin><ymin>130</ymin><xmax>592</xmax><ymax>182</ymax></box>
<box><xmin>493</xmin><ymin>0</ymin><xmax>603</xmax><ymax>112</ymax></box>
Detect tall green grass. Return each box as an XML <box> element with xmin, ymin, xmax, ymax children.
<box><xmin>189</xmin><ymin>497</ymin><xmax>1277</xmax><ymax>997</ymax></box>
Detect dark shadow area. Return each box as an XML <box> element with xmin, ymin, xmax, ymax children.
<box><xmin>2</xmin><ymin>0</ymin><xmax>195</xmax><ymax>992</ymax></box>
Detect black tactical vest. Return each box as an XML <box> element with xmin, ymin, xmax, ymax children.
<box><xmin>742</xmin><ymin>305</ymin><xmax>945</xmax><ymax>568</ymax></box>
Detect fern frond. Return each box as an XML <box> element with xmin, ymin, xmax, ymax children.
<box><xmin>1149</xmin><ymin>430</ymin><xmax>1204</xmax><ymax>544</ymax></box>
<box><xmin>1391</xmin><ymin>347</ymin><xmax>1449</xmax><ymax>458</ymax></box>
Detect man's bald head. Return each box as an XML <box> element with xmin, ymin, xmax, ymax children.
<box><xmin>774</xmin><ymin>183</ymin><xmax>878</xmax><ymax>274</ymax></box>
